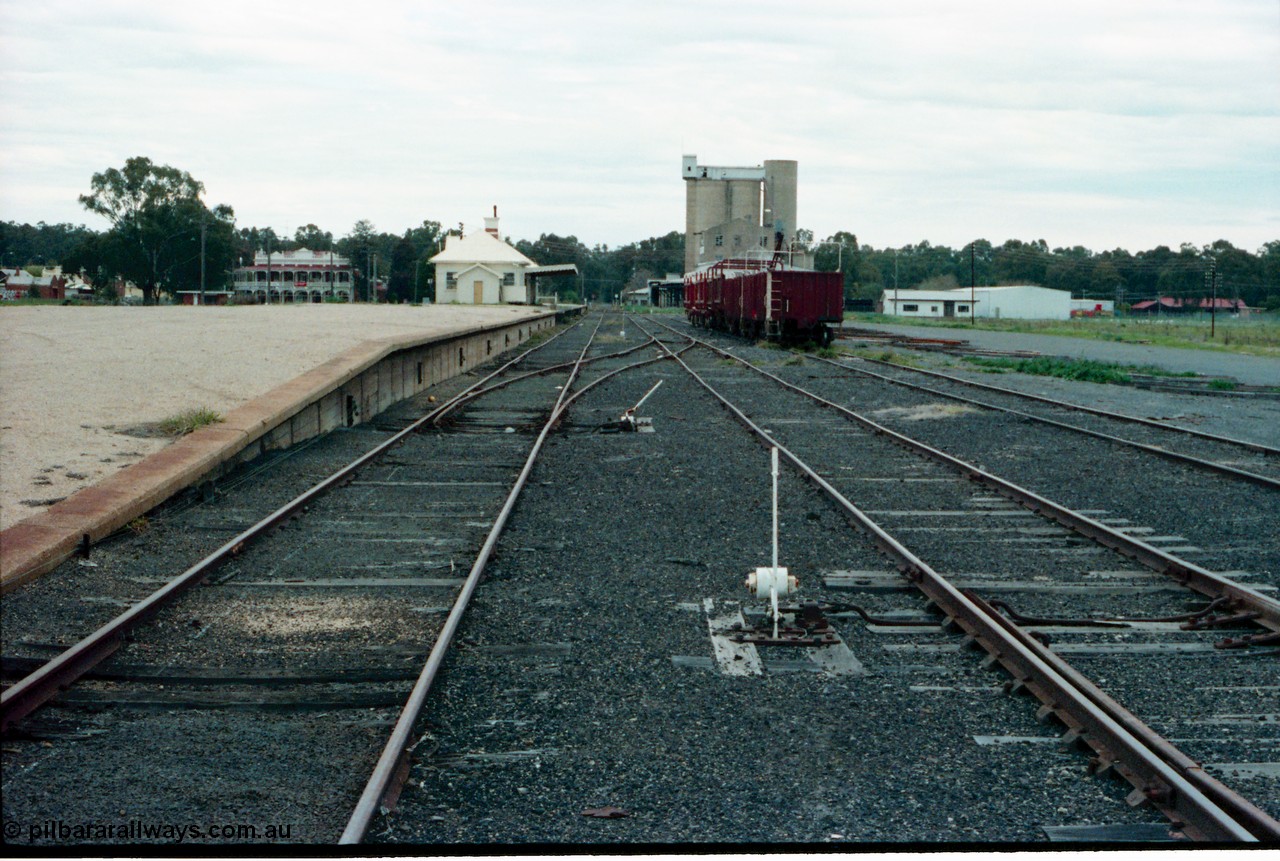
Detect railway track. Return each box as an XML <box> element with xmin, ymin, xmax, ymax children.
<box><xmin>836</xmin><ymin>350</ymin><xmax>1280</xmax><ymax>458</ymax></box>
<box><xmin>654</xmin><ymin>318</ymin><xmax>1280</xmax><ymax>581</ymax></box>
<box><xmin>4</xmin><ymin>310</ymin><xmax>1276</xmax><ymax>845</ymax></box>
<box><xmin>628</xmin><ymin>314</ymin><xmax>1279</xmax><ymax>841</ymax></box>
<box><xmin>817</xmin><ymin>354</ymin><xmax>1280</xmax><ymax>489</ymax></box>
<box><xmin>1</xmin><ymin>313</ymin><xmax>675</xmax><ymax>843</ymax></box>
<box><xmin>2</xmin><ymin>316</ymin><xmax>587</xmax><ymax>729</ymax></box>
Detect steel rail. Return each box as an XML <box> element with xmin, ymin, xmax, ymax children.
<box><xmin>969</xmin><ymin>590</ymin><xmax>1280</xmax><ymax>842</ymax></box>
<box><xmin>641</xmin><ymin>318</ymin><xmax>1280</xmax><ymax>639</ymax></box>
<box><xmin>644</xmin><ymin>330</ymin><xmax>1270</xmax><ymax>842</ymax></box>
<box><xmin>842</xmin><ymin>350</ymin><xmax>1280</xmax><ymax>457</ymax></box>
<box><xmin>340</xmin><ymin>336</ymin><xmax>683</xmax><ymax>844</ymax></box>
<box><xmin>341</xmin><ymin>313</ymin><xmax>619</xmax><ymax>843</ymax></box>
<box><xmin>810</xmin><ymin>355</ymin><xmax>1280</xmax><ymax>491</ymax></box>
<box><xmin>0</xmin><ymin>318</ymin><xmax>585</xmax><ymax>732</ymax></box>
<box><xmin>429</xmin><ymin>336</ymin><xmax>661</xmax><ymax>427</ymax></box>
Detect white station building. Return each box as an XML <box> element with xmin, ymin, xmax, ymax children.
<box><xmin>880</xmin><ymin>285</ymin><xmax>1072</xmax><ymax>320</ymax></box>
<box><xmin>430</xmin><ymin>209</ymin><xmax>576</xmax><ymax>305</ymax></box>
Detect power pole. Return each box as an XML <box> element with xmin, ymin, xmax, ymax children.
<box><xmin>970</xmin><ymin>242</ymin><xmax>976</xmax><ymax>324</ymax></box>
<box><xmin>199</xmin><ymin>210</ymin><xmax>207</xmax><ymax>305</ymax></box>
<box><xmin>265</xmin><ymin>232</ymin><xmax>272</xmax><ymax>305</ymax></box>
<box><xmin>1206</xmin><ymin>259</ymin><xmax>1218</xmax><ymax>339</ymax></box>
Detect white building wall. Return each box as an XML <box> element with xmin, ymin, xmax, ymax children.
<box><xmin>434</xmin><ymin>262</ymin><xmax>527</xmax><ymax>305</ymax></box>
<box><xmin>452</xmin><ymin>267</ymin><xmax>500</xmax><ymax>305</ymax></box>
<box><xmin>435</xmin><ymin>263</ymin><xmax>457</xmax><ymax>303</ymax></box>
<box><xmin>499</xmin><ymin>268</ymin><xmax>526</xmax><ymax>303</ymax></box>
<box><xmin>882</xmin><ymin>286</ymin><xmax>1070</xmax><ymax>320</ymax></box>
<box><xmin>983</xmin><ymin>286</ymin><xmax>1070</xmax><ymax>320</ymax></box>
<box><xmin>881</xmin><ymin>290</ymin><xmax>982</xmax><ymax>319</ymax></box>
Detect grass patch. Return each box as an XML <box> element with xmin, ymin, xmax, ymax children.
<box><xmin>158</xmin><ymin>407</ymin><xmax>224</xmax><ymax>436</ymax></box>
<box><xmin>844</xmin><ymin>312</ymin><xmax>1280</xmax><ymax>357</ymax></box>
<box><xmin>1208</xmin><ymin>379</ymin><xmax>1238</xmax><ymax>391</ymax></box>
<box><xmin>963</xmin><ymin>356</ymin><xmax>1197</xmax><ymax>385</ymax></box>
<box><xmin>782</xmin><ymin>354</ymin><xmax>805</xmax><ymax>366</ymax></box>
<box><xmin>847</xmin><ymin>347</ymin><xmax>924</xmax><ymax>369</ymax></box>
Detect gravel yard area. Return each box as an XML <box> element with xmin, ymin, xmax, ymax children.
<box><xmin>3</xmin><ymin>313</ymin><xmax>1274</xmax><ymax>847</ymax></box>
<box><xmin>0</xmin><ymin>304</ymin><xmax>546</xmax><ymax>529</ymax></box>
<box><xmin>901</xmin><ymin>364</ymin><xmax>1280</xmax><ymax>450</ymax></box>
<box><xmin>378</xmin><ymin>351</ymin><xmax>1170</xmax><ymax>844</ymax></box>
<box><xmin>758</xmin><ymin>357</ymin><xmax>1280</xmax><ymax>581</ymax></box>
<box><xmin>841</xmin><ymin>320</ymin><xmax>1280</xmax><ymax>387</ymax></box>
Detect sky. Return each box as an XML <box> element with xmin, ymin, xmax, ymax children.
<box><xmin>1</xmin><ymin>0</ymin><xmax>1277</xmax><ymax>254</ymax></box>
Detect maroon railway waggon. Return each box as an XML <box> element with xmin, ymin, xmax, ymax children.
<box><xmin>684</xmin><ymin>258</ymin><xmax>843</xmax><ymax>345</ymax></box>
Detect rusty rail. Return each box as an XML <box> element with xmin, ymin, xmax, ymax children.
<box><xmin>847</xmin><ymin>353</ymin><xmax>1280</xmax><ymax>457</ymax></box>
<box><xmin>0</xmin><ymin>319</ymin><xmax>585</xmax><ymax>733</ymax></box>
<box><xmin>340</xmin><ymin>318</ymin><xmax>681</xmax><ymax>844</ymax></box>
<box><xmin>812</xmin><ymin>355</ymin><xmax>1280</xmax><ymax>490</ymax></box>
<box><xmin>641</xmin><ymin>322</ymin><xmax>1275</xmax><ymax>842</ymax></box>
<box><xmin>646</xmin><ymin>318</ymin><xmax>1280</xmax><ymax>640</ymax></box>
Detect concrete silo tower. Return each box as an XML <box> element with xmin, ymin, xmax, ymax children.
<box><xmin>681</xmin><ymin>155</ymin><xmax>799</xmax><ymax>274</ymax></box>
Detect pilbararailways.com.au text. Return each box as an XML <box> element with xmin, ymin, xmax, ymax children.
<box><xmin>8</xmin><ymin>818</ymin><xmax>294</xmax><ymax>843</ymax></box>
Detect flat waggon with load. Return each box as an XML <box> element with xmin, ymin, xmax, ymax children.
<box><xmin>684</xmin><ymin>257</ymin><xmax>843</xmax><ymax>345</ymax></box>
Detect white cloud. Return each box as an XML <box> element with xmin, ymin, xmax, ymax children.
<box><xmin>0</xmin><ymin>0</ymin><xmax>1276</xmax><ymax>253</ymax></box>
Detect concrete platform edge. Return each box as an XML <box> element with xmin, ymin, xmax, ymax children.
<box><xmin>0</xmin><ymin>308</ymin><xmax>575</xmax><ymax>594</ymax></box>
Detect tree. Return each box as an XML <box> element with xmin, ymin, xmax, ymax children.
<box><xmin>814</xmin><ymin>231</ymin><xmax>859</xmax><ymax>299</ymax></box>
<box><xmin>338</xmin><ymin>220</ymin><xmax>378</xmax><ymax>301</ymax></box>
<box><xmin>78</xmin><ymin>157</ymin><xmax>235</xmax><ymax>304</ymax></box>
<box><xmin>62</xmin><ymin>233</ymin><xmax>125</xmax><ymax>301</ymax></box>
<box><xmin>0</xmin><ymin>221</ymin><xmax>97</xmax><ymax>267</ymax></box>
<box><xmin>293</xmin><ymin>224</ymin><xmax>333</xmax><ymax>250</ymax></box>
<box><xmin>388</xmin><ymin>236</ymin><xmax>417</xmax><ymax>303</ymax></box>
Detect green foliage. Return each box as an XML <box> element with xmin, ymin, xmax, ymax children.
<box><xmin>0</xmin><ymin>220</ymin><xmax>97</xmax><ymax>267</ymax></box>
<box><xmin>292</xmin><ymin>224</ymin><xmax>333</xmax><ymax>250</ymax></box>
<box><xmin>963</xmin><ymin>356</ymin><xmax>1198</xmax><ymax>385</ymax></box>
<box><xmin>1207</xmin><ymin>379</ymin><xmax>1237</xmax><ymax>391</ymax></box>
<box><xmin>815</xmin><ymin>235</ymin><xmax>1280</xmax><ymax>312</ymax></box>
<box><xmin>515</xmin><ymin>230</ymin><xmax>683</xmax><ymax>304</ymax></box>
<box><xmin>73</xmin><ymin>157</ymin><xmax>236</xmax><ymax>304</ymax></box>
<box><xmin>387</xmin><ymin>235</ymin><xmax>417</xmax><ymax>302</ymax></box>
<box><xmin>967</xmin><ymin>356</ymin><xmax>1132</xmax><ymax>384</ymax></box>
<box><xmin>20</xmin><ymin>173</ymin><xmax>1279</xmax><ymax>315</ymax></box>
<box><xmin>158</xmin><ymin>407</ymin><xmax>223</xmax><ymax>436</ymax></box>
<box><xmin>849</xmin><ymin>313</ymin><xmax>1280</xmax><ymax>357</ymax></box>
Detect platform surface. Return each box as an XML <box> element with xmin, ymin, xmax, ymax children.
<box><xmin>0</xmin><ymin>304</ymin><xmax>545</xmax><ymax>530</ymax></box>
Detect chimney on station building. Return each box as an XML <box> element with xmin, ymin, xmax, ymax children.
<box><xmin>484</xmin><ymin>205</ymin><xmax>500</xmax><ymax>237</ymax></box>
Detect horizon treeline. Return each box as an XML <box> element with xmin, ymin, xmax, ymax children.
<box><xmin>3</xmin><ymin>219</ymin><xmax>1277</xmax><ymax>310</ymax></box>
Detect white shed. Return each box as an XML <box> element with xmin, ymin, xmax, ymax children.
<box><xmin>881</xmin><ymin>285</ymin><xmax>1071</xmax><ymax>320</ymax></box>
